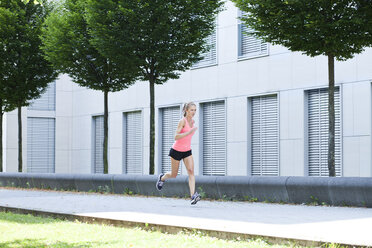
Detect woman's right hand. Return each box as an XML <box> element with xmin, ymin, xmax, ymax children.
<box><xmin>189</xmin><ymin>127</ymin><xmax>198</xmax><ymax>134</ymax></box>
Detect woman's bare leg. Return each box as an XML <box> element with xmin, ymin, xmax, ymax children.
<box><xmin>183</xmin><ymin>155</ymin><xmax>195</xmax><ymax>197</ymax></box>
<box><xmin>161</xmin><ymin>157</ymin><xmax>180</xmax><ymax>181</ymax></box>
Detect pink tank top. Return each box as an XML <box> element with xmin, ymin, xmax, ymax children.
<box><xmin>172</xmin><ymin>117</ymin><xmax>195</xmax><ymax>152</ymax></box>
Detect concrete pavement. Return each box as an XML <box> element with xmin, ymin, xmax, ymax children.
<box><xmin>0</xmin><ymin>188</ymin><xmax>371</xmax><ymax>247</ymax></box>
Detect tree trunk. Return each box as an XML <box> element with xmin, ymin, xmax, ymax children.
<box><xmin>328</xmin><ymin>54</ymin><xmax>336</xmax><ymax>177</ymax></box>
<box><xmin>149</xmin><ymin>80</ymin><xmax>155</xmax><ymax>175</ymax></box>
<box><xmin>0</xmin><ymin>107</ymin><xmax>3</xmax><ymax>173</ymax></box>
<box><xmin>18</xmin><ymin>105</ymin><xmax>22</xmax><ymax>172</ymax></box>
<box><xmin>103</xmin><ymin>90</ymin><xmax>109</xmax><ymax>174</ymax></box>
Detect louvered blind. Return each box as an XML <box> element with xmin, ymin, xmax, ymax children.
<box><xmin>93</xmin><ymin>115</ymin><xmax>104</xmax><ymax>174</ymax></box>
<box><xmin>238</xmin><ymin>11</ymin><xmax>268</xmax><ymax>58</ymax></box>
<box><xmin>161</xmin><ymin>106</ymin><xmax>182</xmax><ymax>174</ymax></box>
<box><xmin>251</xmin><ymin>95</ymin><xmax>279</xmax><ymax>176</ymax></box>
<box><xmin>123</xmin><ymin>111</ymin><xmax>142</xmax><ymax>174</ymax></box>
<box><xmin>308</xmin><ymin>88</ymin><xmax>341</xmax><ymax>177</ymax></box>
<box><xmin>202</xmin><ymin>101</ymin><xmax>226</xmax><ymax>176</ymax></box>
<box><xmin>27</xmin><ymin>117</ymin><xmax>55</xmax><ymax>173</ymax></box>
<box><xmin>28</xmin><ymin>81</ymin><xmax>56</xmax><ymax>111</ymax></box>
<box><xmin>193</xmin><ymin>28</ymin><xmax>217</xmax><ymax>68</ymax></box>
<box><xmin>238</xmin><ymin>24</ymin><xmax>268</xmax><ymax>58</ymax></box>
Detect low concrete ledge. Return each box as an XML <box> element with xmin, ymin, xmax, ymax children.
<box><xmin>0</xmin><ymin>173</ymin><xmax>371</xmax><ymax>207</ymax></box>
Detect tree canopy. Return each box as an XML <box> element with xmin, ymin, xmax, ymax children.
<box><xmin>1</xmin><ymin>0</ymin><xmax>58</xmax><ymax>108</ymax></box>
<box><xmin>41</xmin><ymin>0</ymin><xmax>139</xmax><ymax>92</ymax></box>
<box><xmin>232</xmin><ymin>0</ymin><xmax>371</xmax><ymax>60</ymax></box>
<box><xmin>85</xmin><ymin>0</ymin><xmax>224</xmax><ymax>84</ymax></box>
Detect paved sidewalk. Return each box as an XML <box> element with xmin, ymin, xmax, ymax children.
<box><xmin>0</xmin><ymin>188</ymin><xmax>371</xmax><ymax>247</ymax></box>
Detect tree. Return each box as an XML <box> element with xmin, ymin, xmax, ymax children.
<box><xmin>232</xmin><ymin>0</ymin><xmax>371</xmax><ymax>176</ymax></box>
<box><xmin>85</xmin><ymin>0</ymin><xmax>224</xmax><ymax>174</ymax></box>
<box><xmin>0</xmin><ymin>0</ymin><xmax>58</xmax><ymax>172</ymax></box>
<box><xmin>0</xmin><ymin>7</ymin><xmax>17</xmax><ymax>172</ymax></box>
<box><xmin>41</xmin><ymin>0</ymin><xmax>139</xmax><ymax>174</ymax></box>
<box><xmin>0</xmin><ymin>99</ymin><xmax>17</xmax><ymax>172</ymax></box>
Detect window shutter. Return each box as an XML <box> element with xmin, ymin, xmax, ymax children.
<box><xmin>161</xmin><ymin>106</ymin><xmax>182</xmax><ymax>174</ymax></box>
<box><xmin>308</xmin><ymin>88</ymin><xmax>341</xmax><ymax>176</ymax></box>
<box><xmin>93</xmin><ymin>115</ymin><xmax>104</xmax><ymax>174</ymax></box>
<box><xmin>251</xmin><ymin>95</ymin><xmax>279</xmax><ymax>176</ymax></box>
<box><xmin>28</xmin><ymin>81</ymin><xmax>56</xmax><ymax>111</ymax></box>
<box><xmin>202</xmin><ymin>101</ymin><xmax>226</xmax><ymax>176</ymax></box>
<box><xmin>238</xmin><ymin>12</ymin><xmax>268</xmax><ymax>58</ymax></box>
<box><xmin>123</xmin><ymin>111</ymin><xmax>142</xmax><ymax>174</ymax></box>
<box><xmin>27</xmin><ymin>117</ymin><xmax>55</xmax><ymax>173</ymax></box>
<box><xmin>193</xmin><ymin>28</ymin><xmax>217</xmax><ymax>68</ymax></box>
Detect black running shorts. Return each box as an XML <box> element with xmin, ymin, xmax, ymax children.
<box><xmin>168</xmin><ymin>148</ymin><xmax>192</xmax><ymax>161</ymax></box>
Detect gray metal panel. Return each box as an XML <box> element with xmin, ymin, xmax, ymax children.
<box><xmin>251</xmin><ymin>95</ymin><xmax>279</xmax><ymax>176</ymax></box>
<box><xmin>161</xmin><ymin>106</ymin><xmax>182</xmax><ymax>174</ymax></box>
<box><xmin>93</xmin><ymin>116</ymin><xmax>104</xmax><ymax>174</ymax></box>
<box><xmin>123</xmin><ymin>111</ymin><xmax>143</xmax><ymax>174</ymax></box>
<box><xmin>28</xmin><ymin>81</ymin><xmax>56</xmax><ymax>111</ymax></box>
<box><xmin>202</xmin><ymin>101</ymin><xmax>226</xmax><ymax>176</ymax></box>
<box><xmin>27</xmin><ymin>117</ymin><xmax>55</xmax><ymax>173</ymax></box>
<box><xmin>307</xmin><ymin>88</ymin><xmax>341</xmax><ymax>177</ymax></box>
<box><xmin>192</xmin><ymin>27</ymin><xmax>217</xmax><ymax>68</ymax></box>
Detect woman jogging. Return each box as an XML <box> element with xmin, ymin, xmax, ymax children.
<box><xmin>156</xmin><ymin>102</ymin><xmax>201</xmax><ymax>205</ymax></box>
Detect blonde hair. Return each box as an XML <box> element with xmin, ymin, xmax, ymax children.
<box><xmin>182</xmin><ymin>102</ymin><xmax>196</xmax><ymax>117</ymax></box>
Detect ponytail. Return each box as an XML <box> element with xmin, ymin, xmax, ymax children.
<box><xmin>182</xmin><ymin>103</ymin><xmax>188</xmax><ymax>117</ymax></box>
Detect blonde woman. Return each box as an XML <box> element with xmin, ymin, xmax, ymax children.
<box><xmin>156</xmin><ymin>102</ymin><xmax>201</xmax><ymax>205</ymax></box>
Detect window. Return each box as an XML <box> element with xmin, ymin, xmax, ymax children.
<box><xmin>123</xmin><ymin>111</ymin><xmax>143</xmax><ymax>174</ymax></box>
<box><xmin>28</xmin><ymin>81</ymin><xmax>56</xmax><ymax>111</ymax></box>
<box><xmin>27</xmin><ymin>117</ymin><xmax>55</xmax><ymax>173</ymax></box>
<box><xmin>307</xmin><ymin>88</ymin><xmax>341</xmax><ymax>176</ymax></box>
<box><xmin>192</xmin><ymin>27</ymin><xmax>217</xmax><ymax>68</ymax></box>
<box><xmin>93</xmin><ymin>115</ymin><xmax>104</xmax><ymax>173</ymax></box>
<box><xmin>160</xmin><ymin>106</ymin><xmax>182</xmax><ymax>174</ymax></box>
<box><xmin>238</xmin><ymin>12</ymin><xmax>268</xmax><ymax>59</ymax></box>
<box><xmin>201</xmin><ymin>101</ymin><xmax>226</xmax><ymax>176</ymax></box>
<box><xmin>250</xmin><ymin>95</ymin><xmax>279</xmax><ymax>176</ymax></box>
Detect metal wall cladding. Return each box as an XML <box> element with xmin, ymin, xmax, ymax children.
<box><xmin>192</xmin><ymin>27</ymin><xmax>217</xmax><ymax>68</ymax></box>
<box><xmin>27</xmin><ymin>117</ymin><xmax>55</xmax><ymax>173</ymax></box>
<box><xmin>251</xmin><ymin>94</ymin><xmax>279</xmax><ymax>176</ymax></box>
<box><xmin>123</xmin><ymin>111</ymin><xmax>143</xmax><ymax>174</ymax></box>
<box><xmin>161</xmin><ymin>106</ymin><xmax>182</xmax><ymax>174</ymax></box>
<box><xmin>202</xmin><ymin>101</ymin><xmax>226</xmax><ymax>176</ymax></box>
<box><xmin>28</xmin><ymin>81</ymin><xmax>56</xmax><ymax>111</ymax></box>
<box><xmin>238</xmin><ymin>23</ymin><xmax>268</xmax><ymax>58</ymax></box>
<box><xmin>93</xmin><ymin>116</ymin><xmax>104</xmax><ymax>174</ymax></box>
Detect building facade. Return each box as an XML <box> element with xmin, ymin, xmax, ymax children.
<box><xmin>3</xmin><ymin>1</ymin><xmax>372</xmax><ymax>176</ymax></box>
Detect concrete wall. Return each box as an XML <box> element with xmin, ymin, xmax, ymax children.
<box><xmin>1</xmin><ymin>173</ymin><xmax>372</xmax><ymax>208</ymax></box>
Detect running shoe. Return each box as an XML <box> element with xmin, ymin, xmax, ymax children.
<box><xmin>190</xmin><ymin>192</ymin><xmax>201</xmax><ymax>205</ymax></box>
<box><xmin>156</xmin><ymin>173</ymin><xmax>164</xmax><ymax>191</ymax></box>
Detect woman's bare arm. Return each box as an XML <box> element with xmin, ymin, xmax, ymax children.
<box><xmin>174</xmin><ymin>119</ymin><xmax>197</xmax><ymax>140</ymax></box>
